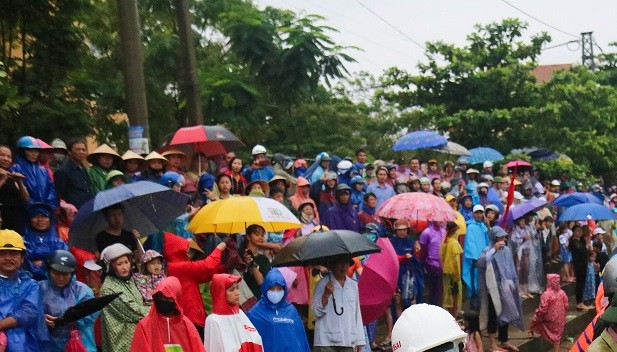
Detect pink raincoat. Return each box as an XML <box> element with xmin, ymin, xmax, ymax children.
<box><xmin>530</xmin><ymin>274</ymin><xmax>568</xmax><ymax>344</ymax></box>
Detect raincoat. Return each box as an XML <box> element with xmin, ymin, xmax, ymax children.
<box><xmin>458</xmin><ymin>196</ymin><xmax>473</xmax><ymax>221</ymax></box>
<box><xmin>23</xmin><ymin>204</ymin><xmax>68</xmax><ymax>281</ymax></box>
<box><xmin>87</xmin><ymin>165</ymin><xmax>114</xmax><ymax>194</ymax></box>
<box><xmin>530</xmin><ymin>274</ymin><xmax>568</xmax><ymax>345</ymax></box>
<box><xmin>100</xmin><ymin>275</ymin><xmax>149</xmax><ymax>352</ymax></box>
<box><xmin>289</xmin><ymin>177</ymin><xmax>319</xmax><ymax>220</ymax></box>
<box><xmin>39</xmin><ymin>278</ymin><xmax>98</xmax><ymax>352</ymax></box>
<box><xmin>242</xmin><ymin>165</ymin><xmax>275</xmax><ymax>183</ymax></box>
<box><xmin>390</xmin><ymin>235</ymin><xmax>424</xmax><ymax>305</ymax></box>
<box><xmin>204</xmin><ymin>274</ymin><xmax>263</xmax><ymax>352</ymax></box>
<box><xmin>0</xmin><ymin>269</ymin><xmax>49</xmax><ymax>352</ymax></box>
<box><xmin>349</xmin><ymin>176</ymin><xmax>366</xmax><ymax>209</ymax></box>
<box><xmin>462</xmin><ymin>219</ymin><xmax>489</xmax><ymax>299</ymax></box>
<box><xmin>162</xmin><ymin>232</ymin><xmax>224</xmax><ymax>328</ymax></box>
<box><xmin>324</xmin><ymin>202</ymin><xmax>361</xmax><ymax>233</ymax></box>
<box><xmin>247</xmin><ymin>269</ymin><xmax>310</xmax><ymax>352</ymax></box>
<box><xmin>10</xmin><ymin>155</ymin><xmax>58</xmax><ymax>208</ymax></box>
<box><xmin>130</xmin><ymin>277</ymin><xmax>205</xmax><ymax>352</ymax></box>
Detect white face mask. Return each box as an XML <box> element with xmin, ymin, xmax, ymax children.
<box><xmin>54</xmin><ymin>153</ymin><xmax>66</xmax><ymax>163</ymax></box>
<box><xmin>267</xmin><ymin>290</ymin><xmax>285</xmax><ymax>304</ymax></box>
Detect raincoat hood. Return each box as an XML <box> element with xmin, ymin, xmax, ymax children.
<box><xmin>151</xmin><ymin>276</ymin><xmax>183</xmax><ymax>315</ymax></box>
<box><xmin>259</xmin><ymin>268</ymin><xmax>288</xmax><ymax>309</ymax></box>
<box><xmin>546</xmin><ymin>273</ymin><xmax>561</xmax><ymax>292</ymax></box>
<box><xmin>162</xmin><ymin>233</ymin><xmax>191</xmax><ymax>262</ymax></box>
<box><xmin>210</xmin><ymin>274</ymin><xmax>242</xmax><ymax>315</ymax></box>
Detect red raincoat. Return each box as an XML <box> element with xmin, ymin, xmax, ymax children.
<box><xmin>130</xmin><ymin>277</ymin><xmax>205</xmax><ymax>352</ymax></box>
<box><xmin>531</xmin><ymin>274</ymin><xmax>568</xmax><ymax>344</ymax></box>
<box><xmin>162</xmin><ymin>232</ymin><xmax>225</xmax><ymax>327</ymax></box>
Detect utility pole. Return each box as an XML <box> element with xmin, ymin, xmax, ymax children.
<box><xmin>581</xmin><ymin>32</ymin><xmax>595</xmax><ymax>69</ymax></box>
<box><xmin>117</xmin><ymin>0</ymin><xmax>150</xmax><ymax>152</ymax></box>
<box><xmin>174</xmin><ymin>0</ymin><xmax>203</xmax><ymax>126</ymax></box>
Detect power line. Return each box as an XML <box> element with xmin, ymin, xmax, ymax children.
<box><xmin>353</xmin><ymin>0</ymin><xmax>426</xmax><ymax>52</ymax></box>
<box><xmin>499</xmin><ymin>0</ymin><xmax>579</xmax><ymax>38</ymax></box>
<box><xmin>541</xmin><ymin>40</ymin><xmax>579</xmax><ymax>52</ymax></box>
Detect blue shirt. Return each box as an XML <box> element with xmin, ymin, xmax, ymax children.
<box><xmin>366</xmin><ymin>183</ymin><xmax>396</xmax><ymax>209</ymax></box>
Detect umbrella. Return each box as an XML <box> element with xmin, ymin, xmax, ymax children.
<box><xmin>505</xmin><ymin>160</ymin><xmax>532</xmax><ymax>168</ymax></box>
<box><xmin>392</xmin><ymin>130</ymin><xmax>447</xmax><ymax>152</ymax></box>
<box><xmin>271</xmin><ymin>230</ymin><xmax>381</xmax><ymax>267</ymax></box>
<box><xmin>462</xmin><ymin>147</ymin><xmax>504</xmax><ymax>165</ymax></box>
<box><xmin>70</xmin><ymin>182</ymin><xmax>189</xmax><ymax>252</ymax></box>
<box><xmin>376</xmin><ymin>193</ymin><xmax>457</xmax><ymax>222</ymax></box>
<box><xmin>552</xmin><ymin>192</ymin><xmax>603</xmax><ymax>208</ymax></box>
<box><xmin>558</xmin><ymin>203</ymin><xmax>615</xmax><ymax>222</ymax></box>
<box><xmin>359</xmin><ymin>238</ymin><xmax>399</xmax><ymax>324</ymax></box>
<box><xmin>528</xmin><ymin>148</ymin><xmax>559</xmax><ymax>160</ymax></box>
<box><xmin>164</xmin><ymin>125</ymin><xmax>245</xmax><ymax>157</ymax></box>
<box><xmin>56</xmin><ymin>293</ymin><xmax>121</xmax><ymax>326</ymax></box>
<box><xmin>430</xmin><ymin>141</ymin><xmax>470</xmax><ymax>156</ymax></box>
<box><xmin>188</xmin><ymin>196</ymin><xmax>301</xmax><ymax>234</ymax></box>
<box><xmin>503</xmin><ymin>197</ymin><xmax>547</xmax><ymax>225</ymax></box>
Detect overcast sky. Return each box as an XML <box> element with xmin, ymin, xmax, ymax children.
<box><xmin>256</xmin><ymin>0</ymin><xmax>617</xmax><ymax>76</ymax></box>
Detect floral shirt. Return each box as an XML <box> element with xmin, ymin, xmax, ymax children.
<box><xmin>132</xmin><ymin>273</ymin><xmax>166</xmax><ymax>303</ymax></box>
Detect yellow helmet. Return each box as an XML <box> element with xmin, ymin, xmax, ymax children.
<box><xmin>0</xmin><ymin>230</ymin><xmax>26</xmax><ymax>251</ymax></box>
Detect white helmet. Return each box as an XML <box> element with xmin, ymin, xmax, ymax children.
<box><xmin>603</xmin><ymin>256</ymin><xmax>617</xmax><ymax>295</ymax></box>
<box><xmin>100</xmin><ymin>243</ymin><xmax>132</xmax><ymax>272</ymax></box>
<box><xmin>337</xmin><ymin>160</ymin><xmax>353</xmax><ymax>174</ymax></box>
<box><xmin>252</xmin><ymin>144</ymin><xmax>267</xmax><ymax>156</ymax></box>
<box><xmin>391</xmin><ymin>304</ymin><xmax>466</xmax><ymax>352</ymax></box>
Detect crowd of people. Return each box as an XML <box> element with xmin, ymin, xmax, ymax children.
<box><xmin>1</xmin><ymin>135</ymin><xmax>617</xmax><ymax>352</ymax></box>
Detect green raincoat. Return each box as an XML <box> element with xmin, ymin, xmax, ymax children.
<box><xmin>87</xmin><ymin>165</ymin><xmax>111</xmax><ymax>194</ymax></box>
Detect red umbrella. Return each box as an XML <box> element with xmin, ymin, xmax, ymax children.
<box><xmin>376</xmin><ymin>193</ymin><xmax>457</xmax><ymax>222</ymax></box>
<box><xmin>359</xmin><ymin>237</ymin><xmax>399</xmax><ymax>324</ymax></box>
<box><xmin>164</xmin><ymin>125</ymin><xmax>244</xmax><ymax>157</ymax></box>
<box><xmin>505</xmin><ymin>160</ymin><xmax>532</xmax><ymax>168</ymax></box>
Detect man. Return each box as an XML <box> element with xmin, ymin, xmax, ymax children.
<box><xmin>324</xmin><ymin>184</ymin><xmax>361</xmax><ymax>233</ymax></box>
<box><xmin>0</xmin><ymin>230</ymin><xmax>49</xmax><ymax>351</ymax></box>
<box><xmin>462</xmin><ymin>205</ymin><xmax>490</xmax><ymax>310</ymax></box>
<box><xmin>309</xmin><ymin>152</ymin><xmax>332</xmax><ymax>184</ymax></box>
<box><xmin>53</xmin><ymin>138</ymin><xmax>93</xmax><ymax>209</ymax></box>
<box><xmin>49</xmin><ymin>138</ymin><xmax>68</xmax><ymax>172</ymax></box>
<box><xmin>243</xmin><ymin>145</ymin><xmax>275</xmax><ymax>182</ymax></box>
<box><xmin>94</xmin><ymin>203</ymin><xmax>144</xmax><ymax>260</ymax></box>
<box><xmin>353</xmin><ymin>149</ymin><xmax>368</xmax><ymax>176</ymax></box>
<box><xmin>418</xmin><ymin>222</ymin><xmax>445</xmax><ymax>306</ymax></box>
<box><xmin>477</xmin><ymin>182</ymin><xmax>503</xmax><ymax>212</ymax></box>
<box><xmin>367</xmin><ymin>167</ymin><xmax>396</xmax><ymax>209</ymax></box>
<box><xmin>547</xmin><ymin>180</ymin><xmax>561</xmax><ymax>203</ymax></box>
<box><xmin>409</xmin><ymin>158</ymin><xmax>422</xmax><ymax>178</ymax></box>
<box><xmin>313</xmin><ymin>256</ymin><xmax>365</xmax><ymax>352</ymax></box>
<box><xmin>457</xmin><ymin>158</ymin><xmax>469</xmax><ymax>177</ymax></box>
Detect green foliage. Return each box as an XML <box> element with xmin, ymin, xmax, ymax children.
<box><xmin>533</xmin><ymin>160</ymin><xmax>590</xmax><ymax>181</ymax></box>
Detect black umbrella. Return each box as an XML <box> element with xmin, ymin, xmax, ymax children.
<box><xmin>56</xmin><ymin>293</ymin><xmax>122</xmax><ymax>326</ymax></box>
<box><xmin>271</xmin><ymin>230</ymin><xmax>381</xmax><ymax>267</ymax></box>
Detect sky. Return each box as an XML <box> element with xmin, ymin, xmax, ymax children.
<box><xmin>255</xmin><ymin>0</ymin><xmax>617</xmax><ymax>76</ymax></box>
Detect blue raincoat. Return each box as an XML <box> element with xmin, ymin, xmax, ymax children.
<box><xmin>349</xmin><ymin>176</ymin><xmax>366</xmax><ymax>209</ymax></box>
<box><xmin>39</xmin><ymin>278</ymin><xmax>98</xmax><ymax>352</ymax></box>
<box><xmin>458</xmin><ymin>196</ymin><xmax>473</xmax><ymax>221</ymax></box>
<box><xmin>246</xmin><ymin>269</ymin><xmax>310</xmax><ymax>352</ymax></box>
<box><xmin>10</xmin><ymin>155</ymin><xmax>58</xmax><ymax>209</ymax></box>
<box><xmin>242</xmin><ymin>165</ymin><xmax>275</xmax><ymax>183</ymax></box>
<box><xmin>462</xmin><ymin>219</ymin><xmax>489</xmax><ymax>299</ymax></box>
<box><xmin>0</xmin><ymin>269</ymin><xmax>49</xmax><ymax>352</ymax></box>
<box><xmin>23</xmin><ymin>204</ymin><xmax>68</xmax><ymax>281</ymax></box>
<box><xmin>389</xmin><ymin>235</ymin><xmax>424</xmax><ymax>306</ymax></box>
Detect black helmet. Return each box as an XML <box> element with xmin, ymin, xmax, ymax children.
<box><xmin>48</xmin><ymin>250</ymin><xmax>77</xmax><ymax>273</ymax></box>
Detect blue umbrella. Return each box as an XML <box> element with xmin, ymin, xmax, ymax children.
<box><xmin>392</xmin><ymin>130</ymin><xmax>447</xmax><ymax>151</ymax></box>
<box><xmin>558</xmin><ymin>203</ymin><xmax>615</xmax><ymax>222</ymax></box>
<box><xmin>462</xmin><ymin>147</ymin><xmax>504</xmax><ymax>165</ymax></box>
<box><xmin>552</xmin><ymin>192</ymin><xmax>602</xmax><ymax>208</ymax></box>
<box><xmin>70</xmin><ymin>181</ymin><xmax>189</xmax><ymax>252</ymax></box>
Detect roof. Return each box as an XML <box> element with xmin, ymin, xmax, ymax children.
<box><xmin>531</xmin><ymin>64</ymin><xmax>573</xmax><ymax>84</ymax></box>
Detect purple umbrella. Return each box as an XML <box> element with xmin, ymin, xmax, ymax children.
<box><xmin>503</xmin><ymin>197</ymin><xmax>548</xmax><ymax>225</ymax></box>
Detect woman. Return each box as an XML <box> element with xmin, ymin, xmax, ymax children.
<box><xmin>120</xmin><ymin>150</ymin><xmax>146</xmax><ymax>183</ymax></box>
<box><xmin>390</xmin><ymin>219</ymin><xmax>424</xmax><ymax>317</ymax></box>
<box><xmin>358</xmin><ymin>192</ymin><xmax>380</xmax><ymax>227</ymax></box>
<box><xmin>0</xmin><ymin>144</ymin><xmax>29</xmax><ymax>231</ymax></box>
<box><xmin>442</xmin><ymin>161</ymin><xmax>454</xmax><ymax>182</ymax></box>
<box><xmin>39</xmin><ymin>250</ymin><xmax>98</xmax><ymax>352</ymax></box>
<box><xmin>426</xmin><ymin>160</ymin><xmax>441</xmax><ymax>181</ymax></box>
<box><xmin>10</xmin><ymin>136</ymin><xmax>58</xmax><ymax>208</ymax></box>
<box><xmin>142</xmin><ymin>152</ymin><xmax>168</xmax><ymax>183</ymax></box>
<box><xmin>298</xmin><ymin>202</ymin><xmax>320</xmax><ymax>235</ymax></box>
<box><xmin>204</xmin><ymin>274</ymin><xmax>263</xmax><ymax>352</ymax></box>
<box><xmin>224</xmin><ymin>157</ymin><xmax>247</xmax><ymax>195</ymax></box>
<box><xmin>510</xmin><ymin>216</ymin><xmax>534</xmax><ymax>298</ymax></box>
<box><xmin>23</xmin><ymin>203</ymin><xmax>68</xmax><ymax>281</ymax></box>
<box><xmin>349</xmin><ymin>175</ymin><xmax>366</xmax><ymax>209</ymax></box>
<box><xmin>569</xmin><ymin>225</ymin><xmax>592</xmax><ymax>310</ymax></box>
<box><xmin>213</xmin><ymin>174</ymin><xmax>235</xmax><ymax>201</ymax></box>
<box><xmin>100</xmin><ymin>243</ymin><xmax>149</xmax><ymax>352</ymax></box>
<box><xmin>86</xmin><ymin>144</ymin><xmax>121</xmax><ymax>194</ymax></box>
<box><xmin>240</xmin><ymin>225</ymin><xmax>272</xmax><ymax>300</ymax></box>
<box><xmin>289</xmin><ymin>177</ymin><xmax>319</xmax><ymax>222</ymax></box>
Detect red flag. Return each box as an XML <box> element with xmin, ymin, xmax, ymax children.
<box><xmin>500</xmin><ymin>166</ymin><xmax>518</xmax><ymax>227</ymax></box>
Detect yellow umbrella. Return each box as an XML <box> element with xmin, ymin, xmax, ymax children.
<box><xmin>188</xmin><ymin>196</ymin><xmax>302</xmax><ymax>234</ymax></box>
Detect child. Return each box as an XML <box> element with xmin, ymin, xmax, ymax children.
<box><xmin>530</xmin><ymin>274</ymin><xmax>568</xmax><ymax>352</ymax></box>
<box><xmin>462</xmin><ymin>310</ymin><xmax>482</xmax><ymax>352</ymax></box>
<box><xmin>593</xmin><ymin>240</ymin><xmax>609</xmax><ymax>292</ymax></box>
<box><xmin>583</xmin><ymin>251</ymin><xmax>597</xmax><ymax>304</ymax></box>
<box><xmin>133</xmin><ymin>250</ymin><xmax>166</xmax><ymax>304</ymax></box>
<box><xmin>441</xmin><ymin>221</ymin><xmax>463</xmax><ymax>316</ymax></box>
<box><xmin>558</xmin><ymin>223</ymin><xmax>574</xmax><ymax>283</ymax></box>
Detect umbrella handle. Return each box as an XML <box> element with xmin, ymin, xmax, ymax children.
<box><xmin>332</xmin><ymin>297</ymin><xmax>344</xmax><ymax>316</ymax></box>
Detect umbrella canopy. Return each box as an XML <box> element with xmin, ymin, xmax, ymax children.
<box><xmin>462</xmin><ymin>147</ymin><xmax>504</xmax><ymax>165</ymax></box>
<box><xmin>359</xmin><ymin>238</ymin><xmax>399</xmax><ymax>324</ymax></box>
<box><xmin>376</xmin><ymin>193</ymin><xmax>457</xmax><ymax>222</ymax></box>
<box><xmin>56</xmin><ymin>293</ymin><xmax>121</xmax><ymax>326</ymax></box>
<box><xmin>504</xmin><ymin>197</ymin><xmax>547</xmax><ymax>225</ymax></box>
<box><xmin>164</xmin><ymin>125</ymin><xmax>244</xmax><ymax>157</ymax></box>
<box><xmin>430</xmin><ymin>141</ymin><xmax>470</xmax><ymax>156</ymax></box>
<box><xmin>70</xmin><ymin>182</ymin><xmax>189</xmax><ymax>252</ymax></box>
<box><xmin>188</xmin><ymin>196</ymin><xmax>301</xmax><ymax>234</ymax></box>
<box><xmin>505</xmin><ymin>160</ymin><xmax>532</xmax><ymax>168</ymax></box>
<box><xmin>552</xmin><ymin>192</ymin><xmax>603</xmax><ymax>208</ymax></box>
<box><xmin>271</xmin><ymin>230</ymin><xmax>381</xmax><ymax>267</ymax></box>
<box><xmin>558</xmin><ymin>203</ymin><xmax>615</xmax><ymax>222</ymax></box>
<box><xmin>392</xmin><ymin>130</ymin><xmax>447</xmax><ymax>152</ymax></box>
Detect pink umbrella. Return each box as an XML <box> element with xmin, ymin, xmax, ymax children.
<box><xmin>359</xmin><ymin>238</ymin><xmax>399</xmax><ymax>324</ymax></box>
<box><xmin>376</xmin><ymin>192</ymin><xmax>457</xmax><ymax>222</ymax></box>
<box><xmin>505</xmin><ymin>160</ymin><xmax>532</xmax><ymax>168</ymax></box>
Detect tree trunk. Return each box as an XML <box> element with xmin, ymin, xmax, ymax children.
<box><xmin>174</xmin><ymin>0</ymin><xmax>203</xmax><ymax>126</ymax></box>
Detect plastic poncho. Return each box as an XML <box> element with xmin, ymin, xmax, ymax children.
<box><xmin>87</xmin><ymin>165</ymin><xmax>115</xmax><ymax>194</ymax></box>
<box><xmin>324</xmin><ymin>202</ymin><xmax>361</xmax><ymax>233</ymax></box>
<box><xmin>0</xmin><ymin>269</ymin><xmax>49</xmax><ymax>352</ymax></box>
<box><xmin>458</xmin><ymin>196</ymin><xmax>473</xmax><ymax>222</ymax></box>
<box><xmin>100</xmin><ymin>275</ymin><xmax>149</xmax><ymax>352</ymax></box>
<box><xmin>462</xmin><ymin>219</ymin><xmax>489</xmax><ymax>298</ymax></box>
<box><xmin>39</xmin><ymin>278</ymin><xmax>98</xmax><ymax>352</ymax></box>
<box><xmin>530</xmin><ymin>274</ymin><xmax>568</xmax><ymax>345</ymax></box>
<box><xmin>242</xmin><ymin>165</ymin><xmax>275</xmax><ymax>183</ymax></box>
<box><xmin>130</xmin><ymin>277</ymin><xmax>205</xmax><ymax>352</ymax></box>
<box><xmin>204</xmin><ymin>274</ymin><xmax>263</xmax><ymax>352</ymax></box>
<box><xmin>247</xmin><ymin>269</ymin><xmax>310</xmax><ymax>352</ymax></box>
<box><xmin>10</xmin><ymin>155</ymin><xmax>58</xmax><ymax>209</ymax></box>
<box><xmin>23</xmin><ymin>204</ymin><xmax>68</xmax><ymax>281</ymax></box>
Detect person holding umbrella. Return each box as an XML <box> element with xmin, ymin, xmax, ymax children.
<box><xmin>94</xmin><ymin>203</ymin><xmax>144</xmax><ymax>261</ymax></box>
<box><xmin>39</xmin><ymin>250</ymin><xmax>98</xmax><ymax>352</ymax></box>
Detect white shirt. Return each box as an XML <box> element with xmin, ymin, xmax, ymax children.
<box><xmin>312</xmin><ymin>274</ymin><xmax>365</xmax><ymax>348</ymax></box>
